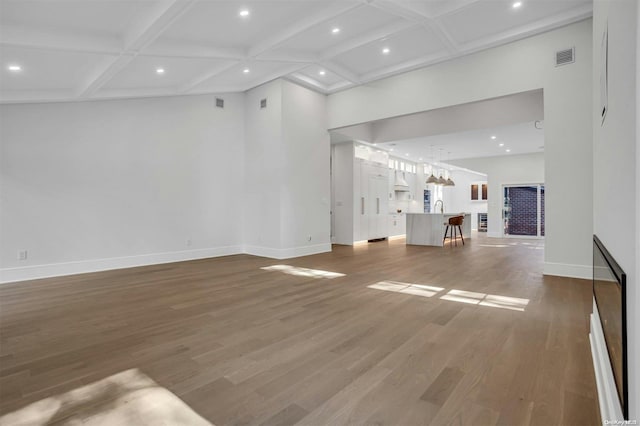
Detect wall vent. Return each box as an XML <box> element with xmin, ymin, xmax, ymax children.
<box><xmin>260</xmin><ymin>98</ymin><xmax>267</xmax><ymax>109</ymax></box>
<box><xmin>215</xmin><ymin>97</ymin><xmax>224</xmax><ymax>108</ymax></box>
<box><xmin>555</xmin><ymin>47</ymin><xmax>575</xmax><ymax>66</ymax></box>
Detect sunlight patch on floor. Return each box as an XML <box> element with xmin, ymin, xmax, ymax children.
<box><xmin>261</xmin><ymin>264</ymin><xmax>345</xmax><ymax>279</ymax></box>
<box><xmin>441</xmin><ymin>289</ymin><xmax>529</xmax><ymax>311</ymax></box>
<box><xmin>368</xmin><ymin>282</ymin><xmax>529</xmax><ymax>311</ymax></box>
<box><xmin>368</xmin><ymin>281</ymin><xmax>444</xmax><ymax>298</ymax></box>
<box><xmin>0</xmin><ymin>369</ymin><xmax>212</xmax><ymax>426</ymax></box>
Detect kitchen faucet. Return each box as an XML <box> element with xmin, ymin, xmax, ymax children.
<box><xmin>434</xmin><ymin>200</ymin><xmax>444</xmax><ymax>214</ymax></box>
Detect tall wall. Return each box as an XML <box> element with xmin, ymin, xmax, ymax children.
<box><xmin>0</xmin><ymin>94</ymin><xmax>245</xmax><ymax>282</ymax></box>
<box><xmin>244</xmin><ymin>80</ymin><xmax>331</xmax><ymax>258</ymax></box>
<box><xmin>328</xmin><ymin>20</ymin><xmax>593</xmax><ymax>280</ymax></box>
<box><xmin>592</xmin><ymin>0</ymin><xmax>638</xmax><ymax>419</ymax></box>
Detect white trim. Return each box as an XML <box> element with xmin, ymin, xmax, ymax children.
<box><xmin>590</xmin><ymin>298</ymin><xmax>625</xmax><ymax>422</ymax></box>
<box><xmin>543</xmin><ymin>261</ymin><xmax>592</xmax><ymax>279</ymax></box>
<box><xmin>243</xmin><ymin>243</ymin><xmax>331</xmax><ymax>260</ymax></box>
<box><xmin>0</xmin><ymin>246</ymin><xmax>243</xmax><ymax>284</ymax></box>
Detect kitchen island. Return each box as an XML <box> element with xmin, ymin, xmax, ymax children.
<box><xmin>406</xmin><ymin>213</ymin><xmax>472</xmax><ymax>247</ymax></box>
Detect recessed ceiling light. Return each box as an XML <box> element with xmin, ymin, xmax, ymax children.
<box><xmin>419</xmin><ymin>157</ymin><xmax>423</xmax><ymax>161</ymax></box>
<box><xmin>506</xmin><ymin>149</ymin><xmax>511</xmax><ymax>152</ymax></box>
<box><xmin>239</xmin><ymin>9</ymin><xmax>250</xmax><ymax>17</ymax></box>
<box><xmin>382</xmin><ymin>47</ymin><xmax>390</xmax><ymax>54</ymax></box>
<box><xmin>319</xmin><ymin>70</ymin><xmax>326</xmax><ymax>76</ymax></box>
<box><xmin>512</xmin><ymin>1</ymin><xmax>522</xmax><ymax>8</ymax></box>
<box><xmin>373</xmin><ymin>143</ymin><xmax>377</xmax><ymax>146</ymax></box>
<box><xmin>7</xmin><ymin>64</ymin><xmax>21</xmax><ymax>72</ymax></box>
<box><xmin>243</xmin><ymin>68</ymin><xmax>250</xmax><ymax>74</ymax></box>
<box><xmin>491</xmin><ymin>135</ymin><xmax>496</xmax><ymax>140</ymax></box>
<box><xmin>405</xmin><ymin>153</ymin><xmax>409</xmax><ymax>156</ymax></box>
<box><xmin>332</xmin><ymin>27</ymin><xmax>340</xmax><ymax>34</ymax></box>
<box><xmin>499</xmin><ymin>143</ymin><xmax>504</xmax><ymax>147</ymax></box>
<box><xmin>390</xmin><ymin>148</ymin><xmax>394</xmax><ymax>152</ymax></box>
<box><xmin>156</xmin><ymin>68</ymin><xmax>165</xmax><ymax>74</ymax></box>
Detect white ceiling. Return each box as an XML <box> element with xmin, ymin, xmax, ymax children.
<box><xmin>381</xmin><ymin>120</ymin><xmax>545</xmax><ymax>162</ymax></box>
<box><xmin>0</xmin><ymin>0</ymin><xmax>592</xmax><ymax>104</ymax></box>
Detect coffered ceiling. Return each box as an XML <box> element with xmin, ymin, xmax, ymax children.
<box><xmin>0</xmin><ymin>0</ymin><xmax>592</xmax><ymax>104</ymax></box>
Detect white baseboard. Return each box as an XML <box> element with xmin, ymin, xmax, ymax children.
<box><xmin>590</xmin><ymin>298</ymin><xmax>624</xmax><ymax>422</ymax></box>
<box><xmin>0</xmin><ymin>246</ymin><xmax>243</xmax><ymax>284</ymax></box>
<box><xmin>543</xmin><ymin>262</ymin><xmax>592</xmax><ymax>279</ymax></box>
<box><xmin>243</xmin><ymin>243</ymin><xmax>331</xmax><ymax>260</ymax></box>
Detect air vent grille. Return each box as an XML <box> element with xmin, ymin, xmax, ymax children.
<box><xmin>260</xmin><ymin>98</ymin><xmax>267</xmax><ymax>109</ymax></box>
<box><xmin>555</xmin><ymin>47</ymin><xmax>575</xmax><ymax>66</ymax></box>
<box><xmin>215</xmin><ymin>97</ymin><xmax>224</xmax><ymax>108</ymax></box>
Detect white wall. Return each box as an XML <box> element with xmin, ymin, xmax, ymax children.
<box><xmin>593</xmin><ymin>0</ymin><xmax>638</xmax><ymax>419</ymax></box>
<box><xmin>451</xmin><ymin>153</ymin><xmax>545</xmax><ymax>238</ymax></box>
<box><xmin>327</xmin><ymin>20</ymin><xmax>593</xmax><ymax>280</ymax></box>
<box><xmin>442</xmin><ymin>170</ymin><xmax>488</xmax><ymax>230</ymax></box>
<box><xmin>0</xmin><ymin>94</ymin><xmax>245</xmax><ymax>282</ymax></box>
<box><xmin>244</xmin><ymin>80</ymin><xmax>331</xmax><ymax>258</ymax></box>
<box><xmin>280</xmin><ymin>80</ymin><xmax>331</xmax><ymax>253</ymax></box>
<box><xmin>243</xmin><ymin>80</ymin><xmax>284</xmax><ymax>254</ymax></box>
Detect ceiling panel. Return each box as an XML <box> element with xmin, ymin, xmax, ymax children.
<box><xmin>332</xmin><ymin>26</ymin><xmax>447</xmax><ymax>76</ymax></box>
<box><xmin>104</xmin><ymin>55</ymin><xmax>237</xmax><ymax>90</ymax></box>
<box><xmin>0</xmin><ymin>46</ymin><xmax>115</xmax><ymax>91</ymax></box>
<box><xmin>273</xmin><ymin>4</ymin><xmax>403</xmax><ymax>54</ymax></box>
<box><xmin>155</xmin><ymin>1</ymin><xmax>335</xmax><ymax>50</ymax></box>
<box><xmin>439</xmin><ymin>0</ymin><xmax>591</xmax><ymax>45</ymax></box>
<box><xmin>0</xmin><ymin>0</ymin><xmax>158</xmax><ymax>38</ymax></box>
<box><xmin>296</xmin><ymin>64</ymin><xmax>345</xmax><ymax>87</ymax></box>
<box><xmin>193</xmin><ymin>60</ymin><xmax>301</xmax><ymax>92</ymax></box>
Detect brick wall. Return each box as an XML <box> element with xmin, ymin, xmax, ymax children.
<box><xmin>505</xmin><ymin>186</ymin><xmax>538</xmax><ymax>236</ymax></box>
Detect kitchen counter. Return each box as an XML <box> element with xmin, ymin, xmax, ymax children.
<box><xmin>406</xmin><ymin>213</ymin><xmax>472</xmax><ymax>247</ymax></box>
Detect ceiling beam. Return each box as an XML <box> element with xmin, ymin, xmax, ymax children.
<box><xmin>142</xmin><ymin>40</ymin><xmax>245</xmax><ymax>60</ymax></box>
<box><xmin>319</xmin><ymin>20</ymin><xmax>415</xmax><ymax>60</ymax></box>
<box><xmin>247</xmin><ymin>2</ymin><xmax>362</xmax><ymax>58</ymax></box>
<box><xmin>368</xmin><ymin>0</ymin><xmax>460</xmax><ymax>54</ymax></box>
<box><xmin>0</xmin><ymin>24</ymin><xmax>121</xmax><ymax>54</ymax></box>
<box><xmin>75</xmin><ymin>0</ymin><xmax>197</xmax><ymax>98</ymax></box>
<box><xmin>240</xmin><ymin>63</ymin><xmax>309</xmax><ymax>92</ymax></box>
<box><xmin>317</xmin><ymin>60</ymin><xmax>361</xmax><ymax>84</ymax></box>
<box><xmin>180</xmin><ymin>61</ymin><xmax>240</xmax><ymax>93</ymax></box>
<box><xmin>255</xmin><ymin>50</ymin><xmax>318</xmax><ymax>64</ymax></box>
<box><xmin>74</xmin><ymin>54</ymin><xmax>137</xmax><ymax>98</ymax></box>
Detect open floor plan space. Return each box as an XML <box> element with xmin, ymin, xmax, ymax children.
<box><xmin>0</xmin><ymin>234</ymin><xmax>598</xmax><ymax>425</ymax></box>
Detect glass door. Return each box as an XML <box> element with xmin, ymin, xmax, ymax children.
<box><xmin>503</xmin><ymin>184</ymin><xmax>545</xmax><ymax>237</ymax></box>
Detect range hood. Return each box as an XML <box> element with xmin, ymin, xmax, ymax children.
<box><xmin>394</xmin><ymin>171</ymin><xmax>410</xmax><ymax>192</ymax></box>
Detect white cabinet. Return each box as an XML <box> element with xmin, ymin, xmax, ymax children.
<box><xmin>389</xmin><ymin>214</ymin><xmax>406</xmax><ymax>236</ymax></box>
<box><xmin>331</xmin><ymin>142</ymin><xmax>390</xmax><ymax>245</ymax></box>
<box><xmin>356</xmin><ymin>159</ymin><xmax>388</xmax><ymax>241</ymax></box>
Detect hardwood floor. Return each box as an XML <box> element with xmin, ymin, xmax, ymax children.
<box><xmin>0</xmin><ymin>234</ymin><xmax>599</xmax><ymax>425</ymax></box>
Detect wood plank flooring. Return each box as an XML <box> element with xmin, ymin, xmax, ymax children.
<box><xmin>0</xmin><ymin>234</ymin><xmax>599</xmax><ymax>425</ymax></box>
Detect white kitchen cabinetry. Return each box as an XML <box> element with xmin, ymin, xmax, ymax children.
<box><xmin>389</xmin><ymin>214</ymin><xmax>406</xmax><ymax>236</ymax></box>
<box><xmin>331</xmin><ymin>142</ymin><xmax>389</xmax><ymax>244</ymax></box>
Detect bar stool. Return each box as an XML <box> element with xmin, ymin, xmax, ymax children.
<box><xmin>443</xmin><ymin>215</ymin><xmax>465</xmax><ymax>246</ymax></box>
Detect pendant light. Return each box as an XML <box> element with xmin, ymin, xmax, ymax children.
<box><xmin>444</xmin><ymin>151</ymin><xmax>456</xmax><ymax>186</ymax></box>
<box><xmin>426</xmin><ymin>145</ymin><xmax>438</xmax><ymax>184</ymax></box>
<box><xmin>436</xmin><ymin>148</ymin><xmax>447</xmax><ymax>185</ymax></box>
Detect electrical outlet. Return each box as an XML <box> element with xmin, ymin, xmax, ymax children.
<box><xmin>17</xmin><ymin>250</ymin><xmax>27</xmax><ymax>261</ymax></box>
<box><xmin>186</xmin><ymin>239</ymin><xmax>192</xmax><ymax>247</ymax></box>
<box><xmin>308</xmin><ymin>235</ymin><xmax>312</xmax><ymax>242</ymax></box>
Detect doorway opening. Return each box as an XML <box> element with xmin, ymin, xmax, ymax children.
<box><xmin>502</xmin><ymin>184</ymin><xmax>545</xmax><ymax>238</ymax></box>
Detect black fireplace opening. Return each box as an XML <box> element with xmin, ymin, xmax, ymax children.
<box><xmin>593</xmin><ymin>235</ymin><xmax>628</xmax><ymax>419</ymax></box>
